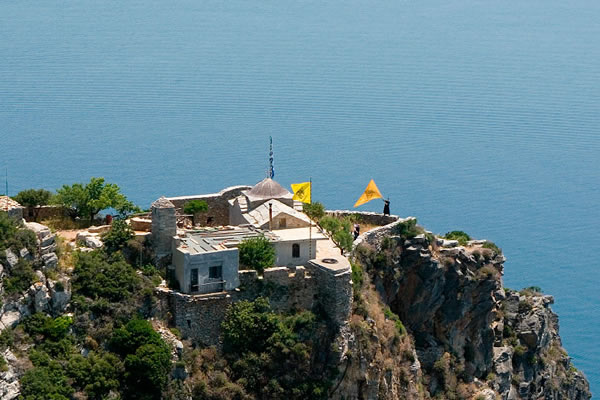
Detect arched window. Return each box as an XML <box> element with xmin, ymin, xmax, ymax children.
<box><xmin>292</xmin><ymin>243</ymin><xmax>300</xmax><ymax>258</ymax></box>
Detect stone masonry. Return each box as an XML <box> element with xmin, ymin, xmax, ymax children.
<box><xmin>167</xmin><ymin>185</ymin><xmax>251</xmax><ymax>227</ymax></box>
<box><xmin>151</xmin><ymin>197</ymin><xmax>177</xmax><ymax>261</ymax></box>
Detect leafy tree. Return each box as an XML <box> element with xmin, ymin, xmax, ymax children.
<box><xmin>110</xmin><ymin>319</ymin><xmax>171</xmax><ymax>399</ymax></box>
<box><xmin>183</xmin><ymin>199</ymin><xmax>208</xmax><ymax>226</ymax></box>
<box><xmin>125</xmin><ymin>343</ymin><xmax>172</xmax><ymax>399</ymax></box>
<box><xmin>221</xmin><ymin>297</ymin><xmax>281</xmax><ymax>355</ymax></box>
<box><xmin>13</xmin><ymin>189</ymin><xmax>53</xmax><ymax>221</ymax></box>
<box><xmin>101</xmin><ymin>219</ymin><xmax>134</xmax><ymax>254</ymax></box>
<box><xmin>238</xmin><ymin>236</ymin><xmax>276</xmax><ymax>274</ymax></box>
<box><xmin>53</xmin><ymin>177</ymin><xmax>138</xmax><ymax>224</ymax></box>
<box><xmin>72</xmin><ymin>251</ymin><xmax>140</xmax><ymax>302</ymax></box>
<box><xmin>302</xmin><ymin>201</ymin><xmax>325</xmax><ymax>221</ymax></box>
<box><xmin>319</xmin><ymin>215</ymin><xmax>354</xmax><ymax>254</ymax></box>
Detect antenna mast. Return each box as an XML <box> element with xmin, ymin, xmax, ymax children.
<box><xmin>268</xmin><ymin>136</ymin><xmax>275</xmax><ymax>179</ymax></box>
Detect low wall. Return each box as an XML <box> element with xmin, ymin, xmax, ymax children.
<box><xmin>167</xmin><ymin>185</ymin><xmax>251</xmax><ymax>226</ymax></box>
<box><xmin>326</xmin><ymin>210</ymin><xmax>400</xmax><ymax>227</ymax></box>
<box><xmin>354</xmin><ymin>216</ymin><xmax>416</xmax><ymax>248</ymax></box>
<box><xmin>24</xmin><ymin>205</ymin><xmax>69</xmax><ymax>222</ymax></box>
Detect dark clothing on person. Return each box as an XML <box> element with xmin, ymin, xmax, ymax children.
<box><xmin>383</xmin><ymin>200</ymin><xmax>390</xmax><ymax>215</ymax></box>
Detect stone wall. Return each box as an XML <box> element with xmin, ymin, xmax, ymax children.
<box><xmin>23</xmin><ymin>205</ymin><xmax>68</xmax><ymax>222</ymax></box>
<box><xmin>167</xmin><ymin>185</ymin><xmax>251</xmax><ymax>226</ymax></box>
<box><xmin>326</xmin><ymin>210</ymin><xmax>399</xmax><ymax>227</ymax></box>
<box><xmin>306</xmin><ymin>262</ymin><xmax>353</xmax><ymax>325</ymax></box>
<box><xmin>161</xmin><ymin>263</ymin><xmax>352</xmax><ymax>346</ymax></box>
<box><xmin>158</xmin><ymin>289</ymin><xmax>232</xmax><ymax>347</ymax></box>
<box><xmin>354</xmin><ymin>216</ymin><xmax>416</xmax><ymax>248</ymax></box>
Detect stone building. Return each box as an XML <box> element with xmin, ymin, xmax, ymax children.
<box><xmin>0</xmin><ymin>196</ymin><xmax>24</xmax><ymax>220</ymax></box>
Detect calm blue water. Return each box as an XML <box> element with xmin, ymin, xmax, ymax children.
<box><xmin>1</xmin><ymin>0</ymin><xmax>599</xmax><ymax>392</ymax></box>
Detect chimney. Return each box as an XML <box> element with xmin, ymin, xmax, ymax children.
<box><xmin>269</xmin><ymin>202</ymin><xmax>273</xmax><ymax>230</ymax></box>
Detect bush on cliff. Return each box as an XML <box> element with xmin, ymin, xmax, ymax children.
<box><xmin>101</xmin><ymin>219</ymin><xmax>134</xmax><ymax>254</ymax></box>
<box><xmin>393</xmin><ymin>218</ymin><xmax>422</xmax><ymax>239</ymax></box>
<box><xmin>238</xmin><ymin>236</ymin><xmax>276</xmax><ymax>274</ymax></box>
<box><xmin>220</xmin><ymin>298</ymin><xmax>331</xmax><ymax>399</ymax></box>
<box><xmin>444</xmin><ymin>230</ymin><xmax>471</xmax><ymax>246</ymax></box>
<box><xmin>72</xmin><ymin>250</ymin><xmax>140</xmax><ymax>302</ymax></box>
<box><xmin>0</xmin><ymin>212</ymin><xmax>37</xmax><ymax>253</ymax></box>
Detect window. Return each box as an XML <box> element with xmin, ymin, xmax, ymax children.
<box><xmin>292</xmin><ymin>243</ymin><xmax>300</xmax><ymax>258</ymax></box>
<box><xmin>279</xmin><ymin>218</ymin><xmax>287</xmax><ymax>228</ymax></box>
<box><xmin>209</xmin><ymin>265</ymin><xmax>222</xmax><ymax>280</ymax></box>
<box><xmin>190</xmin><ymin>268</ymin><xmax>199</xmax><ymax>292</ymax></box>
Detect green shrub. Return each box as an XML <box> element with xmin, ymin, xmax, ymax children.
<box><xmin>3</xmin><ymin>259</ymin><xmax>36</xmax><ymax>295</ymax></box>
<box><xmin>67</xmin><ymin>351</ymin><xmax>123</xmax><ymax>399</ymax></box>
<box><xmin>393</xmin><ymin>219</ymin><xmax>421</xmax><ymax>239</ymax></box>
<box><xmin>72</xmin><ymin>251</ymin><xmax>140</xmax><ymax>301</ymax></box>
<box><xmin>443</xmin><ymin>231</ymin><xmax>471</xmax><ymax>246</ymax></box>
<box><xmin>101</xmin><ymin>219</ymin><xmax>134</xmax><ymax>254</ymax></box>
<box><xmin>183</xmin><ymin>200</ymin><xmax>208</xmax><ymax>225</ymax></box>
<box><xmin>110</xmin><ymin>318</ymin><xmax>171</xmax><ymax>399</ymax></box>
<box><xmin>0</xmin><ymin>355</ymin><xmax>7</xmax><ymax>372</ymax></box>
<box><xmin>351</xmin><ymin>262</ymin><xmax>364</xmax><ymax>292</ymax></box>
<box><xmin>477</xmin><ymin>265</ymin><xmax>498</xmax><ymax>280</ymax></box>
<box><xmin>482</xmin><ymin>241</ymin><xmax>501</xmax><ymax>254</ymax></box>
<box><xmin>383</xmin><ymin>306</ymin><xmax>406</xmax><ymax>336</ymax></box>
<box><xmin>238</xmin><ymin>236</ymin><xmax>276</xmax><ymax>274</ymax></box>
<box><xmin>19</xmin><ymin>362</ymin><xmax>74</xmax><ymax>400</ymax></box>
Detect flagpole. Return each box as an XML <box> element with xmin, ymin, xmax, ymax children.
<box><xmin>309</xmin><ymin>177</ymin><xmax>312</xmax><ymax>261</ymax></box>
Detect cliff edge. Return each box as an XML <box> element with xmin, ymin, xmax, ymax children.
<box><xmin>332</xmin><ymin>217</ymin><xmax>590</xmax><ymax>400</ymax></box>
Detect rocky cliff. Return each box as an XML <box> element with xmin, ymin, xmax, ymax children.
<box><xmin>332</xmin><ymin>218</ymin><xmax>590</xmax><ymax>400</ymax></box>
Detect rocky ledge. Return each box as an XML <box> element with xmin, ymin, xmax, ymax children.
<box><xmin>341</xmin><ymin>218</ymin><xmax>591</xmax><ymax>400</ymax></box>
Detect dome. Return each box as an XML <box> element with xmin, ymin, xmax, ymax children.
<box><xmin>245</xmin><ymin>178</ymin><xmax>292</xmax><ymax>201</ymax></box>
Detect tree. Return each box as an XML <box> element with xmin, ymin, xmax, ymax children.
<box><xmin>13</xmin><ymin>189</ymin><xmax>53</xmax><ymax>221</ymax></box>
<box><xmin>72</xmin><ymin>251</ymin><xmax>140</xmax><ymax>302</ymax></box>
<box><xmin>183</xmin><ymin>199</ymin><xmax>208</xmax><ymax>226</ymax></box>
<box><xmin>53</xmin><ymin>177</ymin><xmax>138</xmax><ymax>224</ymax></box>
<box><xmin>238</xmin><ymin>236</ymin><xmax>276</xmax><ymax>274</ymax></box>
<box><xmin>101</xmin><ymin>219</ymin><xmax>134</xmax><ymax>254</ymax></box>
<box><xmin>302</xmin><ymin>201</ymin><xmax>325</xmax><ymax>221</ymax></box>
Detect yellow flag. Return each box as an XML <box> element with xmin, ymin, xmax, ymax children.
<box><xmin>291</xmin><ymin>181</ymin><xmax>311</xmax><ymax>204</ymax></box>
<box><xmin>354</xmin><ymin>179</ymin><xmax>383</xmax><ymax>207</ymax></box>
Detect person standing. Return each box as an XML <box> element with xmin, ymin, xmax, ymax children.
<box><xmin>383</xmin><ymin>199</ymin><xmax>390</xmax><ymax>215</ymax></box>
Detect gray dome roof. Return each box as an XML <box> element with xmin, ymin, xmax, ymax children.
<box><xmin>245</xmin><ymin>178</ymin><xmax>292</xmax><ymax>201</ymax></box>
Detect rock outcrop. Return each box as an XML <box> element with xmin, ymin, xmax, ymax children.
<box><xmin>342</xmin><ymin>218</ymin><xmax>591</xmax><ymax>400</ymax></box>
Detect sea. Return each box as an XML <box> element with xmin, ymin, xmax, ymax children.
<box><xmin>1</xmin><ymin>0</ymin><xmax>598</xmax><ymax>393</ymax></box>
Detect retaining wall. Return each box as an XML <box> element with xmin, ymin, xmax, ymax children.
<box><xmin>326</xmin><ymin>210</ymin><xmax>400</xmax><ymax>227</ymax></box>
<box><xmin>167</xmin><ymin>185</ymin><xmax>251</xmax><ymax>226</ymax></box>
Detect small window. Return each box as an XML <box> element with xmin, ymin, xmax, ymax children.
<box><xmin>209</xmin><ymin>265</ymin><xmax>222</xmax><ymax>280</ymax></box>
<box><xmin>190</xmin><ymin>268</ymin><xmax>199</xmax><ymax>292</ymax></box>
<box><xmin>292</xmin><ymin>243</ymin><xmax>300</xmax><ymax>258</ymax></box>
<box><xmin>279</xmin><ymin>218</ymin><xmax>287</xmax><ymax>228</ymax></box>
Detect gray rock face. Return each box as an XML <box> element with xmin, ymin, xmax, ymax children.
<box><xmin>356</xmin><ymin>234</ymin><xmax>504</xmax><ymax>381</ymax></box>
<box><xmin>29</xmin><ymin>282</ymin><xmax>51</xmax><ymax>314</ymax></box>
<box><xmin>0</xmin><ymin>350</ymin><xmax>20</xmax><ymax>400</ymax></box>
<box><xmin>48</xmin><ymin>279</ymin><xmax>71</xmax><ymax>314</ymax></box>
<box><xmin>3</xmin><ymin>249</ymin><xmax>18</xmax><ymax>270</ymax></box>
<box><xmin>353</xmin><ymin>225</ymin><xmax>591</xmax><ymax>400</ymax></box>
<box><xmin>42</xmin><ymin>253</ymin><xmax>59</xmax><ymax>269</ymax></box>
